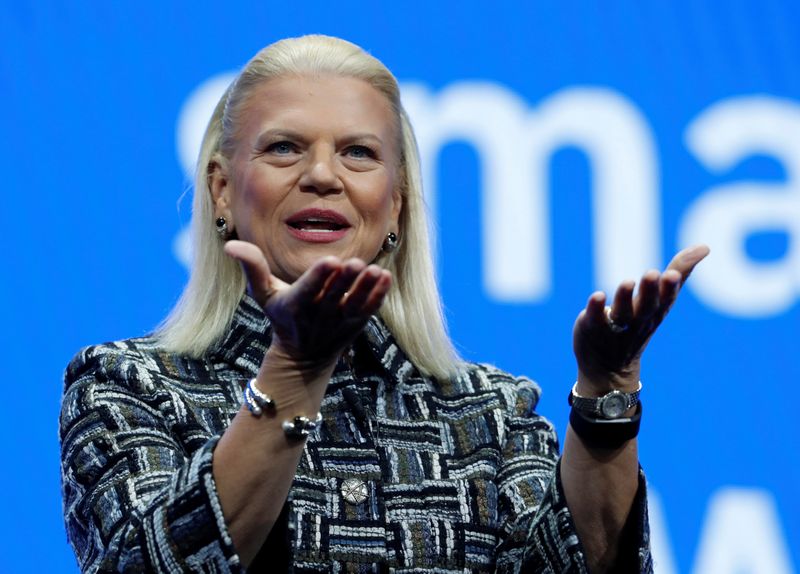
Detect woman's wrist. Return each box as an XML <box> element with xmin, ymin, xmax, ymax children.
<box><xmin>575</xmin><ymin>367</ymin><xmax>641</xmax><ymax>396</ymax></box>
<box><xmin>254</xmin><ymin>344</ymin><xmax>336</xmax><ymax>418</ymax></box>
<box><xmin>265</xmin><ymin>337</ymin><xmax>340</xmax><ymax>375</ymax></box>
<box><xmin>575</xmin><ymin>369</ymin><xmax>641</xmax><ymax>419</ymax></box>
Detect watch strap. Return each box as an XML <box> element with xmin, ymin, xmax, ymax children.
<box><xmin>569</xmin><ymin>402</ymin><xmax>642</xmax><ymax>449</ymax></box>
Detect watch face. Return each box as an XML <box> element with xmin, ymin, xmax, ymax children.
<box><xmin>600</xmin><ymin>392</ymin><xmax>628</xmax><ymax>418</ymax></box>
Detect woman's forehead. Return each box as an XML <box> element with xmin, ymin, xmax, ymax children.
<box><xmin>240</xmin><ymin>75</ymin><xmax>397</xmax><ymax>134</ymax></box>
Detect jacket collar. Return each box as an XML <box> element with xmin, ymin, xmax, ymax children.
<box><xmin>210</xmin><ymin>293</ymin><xmax>416</xmax><ymax>386</ymax></box>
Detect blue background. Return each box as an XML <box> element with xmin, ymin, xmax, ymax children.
<box><xmin>2</xmin><ymin>1</ymin><xmax>798</xmax><ymax>572</ymax></box>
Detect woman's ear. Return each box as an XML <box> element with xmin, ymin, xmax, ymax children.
<box><xmin>390</xmin><ymin>186</ymin><xmax>403</xmax><ymax>233</ymax></box>
<box><xmin>208</xmin><ymin>155</ymin><xmax>232</xmax><ymax>218</ymax></box>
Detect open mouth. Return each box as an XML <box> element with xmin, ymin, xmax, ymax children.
<box><xmin>287</xmin><ymin>219</ymin><xmax>348</xmax><ymax>232</ymax></box>
<box><xmin>285</xmin><ymin>209</ymin><xmax>351</xmax><ymax>241</ymax></box>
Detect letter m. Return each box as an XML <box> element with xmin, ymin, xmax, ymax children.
<box><xmin>402</xmin><ymin>82</ymin><xmax>661</xmax><ymax>301</ymax></box>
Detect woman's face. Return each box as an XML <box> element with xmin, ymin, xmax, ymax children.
<box><xmin>211</xmin><ymin>74</ymin><xmax>403</xmax><ymax>284</ymax></box>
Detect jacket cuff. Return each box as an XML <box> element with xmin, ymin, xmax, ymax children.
<box><xmin>119</xmin><ymin>437</ymin><xmax>245</xmax><ymax>573</ymax></box>
<box><xmin>521</xmin><ymin>460</ymin><xmax>653</xmax><ymax>573</ymax></box>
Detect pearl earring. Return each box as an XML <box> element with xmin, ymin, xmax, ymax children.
<box><xmin>215</xmin><ymin>217</ymin><xmax>229</xmax><ymax>239</ymax></box>
<box><xmin>382</xmin><ymin>232</ymin><xmax>398</xmax><ymax>252</ymax></box>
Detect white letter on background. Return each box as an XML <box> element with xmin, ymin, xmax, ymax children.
<box><xmin>681</xmin><ymin>96</ymin><xmax>800</xmax><ymax>317</ymax></box>
<box><xmin>403</xmin><ymin>83</ymin><xmax>660</xmax><ymax>301</ymax></box>
<box><xmin>692</xmin><ymin>488</ymin><xmax>793</xmax><ymax>574</ymax></box>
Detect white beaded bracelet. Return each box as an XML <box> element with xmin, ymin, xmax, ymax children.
<box><xmin>243</xmin><ymin>378</ymin><xmax>275</xmax><ymax>416</ymax></box>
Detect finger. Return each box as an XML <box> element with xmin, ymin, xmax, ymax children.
<box><xmin>634</xmin><ymin>270</ymin><xmax>661</xmax><ymax>318</ymax></box>
<box><xmin>609</xmin><ymin>280</ymin><xmax>635</xmax><ymax>326</ymax></box>
<box><xmin>579</xmin><ymin>291</ymin><xmax>607</xmax><ymax>331</ymax></box>
<box><xmin>291</xmin><ymin>256</ymin><xmax>342</xmax><ymax>303</ymax></box>
<box><xmin>666</xmin><ymin>244</ymin><xmax>710</xmax><ymax>285</ymax></box>
<box><xmin>223</xmin><ymin>240</ymin><xmax>286</xmax><ymax>306</ymax></box>
<box><xmin>658</xmin><ymin>269</ymin><xmax>682</xmax><ymax>311</ymax></box>
<box><xmin>360</xmin><ymin>270</ymin><xmax>393</xmax><ymax>315</ymax></box>
<box><xmin>341</xmin><ymin>265</ymin><xmax>383</xmax><ymax>316</ymax></box>
<box><xmin>318</xmin><ymin>259</ymin><xmax>366</xmax><ymax>310</ymax></box>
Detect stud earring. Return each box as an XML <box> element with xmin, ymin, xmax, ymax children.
<box><xmin>215</xmin><ymin>217</ymin><xmax>229</xmax><ymax>239</ymax></box>
<box><xmin>382</xmin><ymin>232</ymin><xmax>398</xmax><ymax>252</ymax></box>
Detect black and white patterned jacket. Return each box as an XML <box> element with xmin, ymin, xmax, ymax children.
<box><xmin>60</xmin><ymin>295</ymin><xmax>652</xmax><ymax>573</ymax></box>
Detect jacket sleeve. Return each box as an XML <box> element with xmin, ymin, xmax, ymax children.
<box><xmin>59</xmin><ymin>344</ymin><xmax>244</xmax><ymax>574</ymax></box>
<box><xmin>491</xmin><ymin>372</ymin><xmax>653</xmax><ymax>573</ymax></box>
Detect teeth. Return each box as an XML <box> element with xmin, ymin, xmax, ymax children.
<box><xmin>290</xmin><ymin>220</ymin><xmax>344</xmax><ymax>231</ymax></box>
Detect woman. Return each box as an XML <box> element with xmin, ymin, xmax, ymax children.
<box><xmin>60</xmin><ymin>35</ymin><xmax>707</xmax><ymax>573</ymax></box>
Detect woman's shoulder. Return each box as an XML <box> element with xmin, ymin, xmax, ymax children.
<box><xmin>66</xmin><ymin>336</ymin><xmax>157</xmax><ymax>381</ymax></box>
<box><xmin>60</xmin><ymin>337</ymin><xmax>165</xmax><ymax>430</ymax></box>
<box><xmin>445</xmin><ymin>361</ymin><xmax>543</xmax><ymax>416</ymax></box>
<box><xmin>62</xmin><ymin>335</ymin><xmax>191</xmax><ymax>402</ymax></box>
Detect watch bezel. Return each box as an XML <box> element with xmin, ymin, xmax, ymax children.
<box><xmin>599</xmin><ymin>390</ymin><xmax>629</xmax><ymax>418</ymax></box>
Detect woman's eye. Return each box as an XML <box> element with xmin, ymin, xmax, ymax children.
<box><xmin>346</xmin><ymin>145</ymin><xmax>375</xmax><ymax>159</ymax></box>
<box><xmin>267</xmin><ymin>141</ymin><xmax>296</xmax><ymax>155</ymax></box>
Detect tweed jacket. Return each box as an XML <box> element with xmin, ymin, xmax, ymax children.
<box><xmin>60</xmin><ymin>295</ymin><xmax>652</xmax><ymax>573</ymax></box>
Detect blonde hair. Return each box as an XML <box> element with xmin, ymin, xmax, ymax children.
<box><xmin>157</xmin><ymin>35</ymin><xmax>462</xmax><ymax>379</ymax></box>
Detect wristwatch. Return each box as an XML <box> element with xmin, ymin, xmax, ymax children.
<box><xmin>568</xmin><ymin>382</ymin><xmax>642</xmax><ymax>419</ymax></box>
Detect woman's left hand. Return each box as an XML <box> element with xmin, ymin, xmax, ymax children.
<box><xmin>572</xmin><ymin>245</ymin><xmax>709</xmax><ymax>393</ymax></box>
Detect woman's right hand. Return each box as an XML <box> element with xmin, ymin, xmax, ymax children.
<box><xmin>215</xmin><ymin>241</ymin><xmax>390</xmax><ymax>565</ymax></box>
<box><xmin>224</xmin><ymin>240</ymin><xmax>392</xmax><ymax>365</ymax></box>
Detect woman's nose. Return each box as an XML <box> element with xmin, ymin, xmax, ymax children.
<box><xmin>299</xmin><ymin>148</ymin><xmax>344</xmax><ymax>195</ymax></box>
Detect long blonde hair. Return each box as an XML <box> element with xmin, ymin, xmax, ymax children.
<box><xmin>157</xmin><ymin>35</ymin><xmax>462</xmax><ymax>379</ymax></box>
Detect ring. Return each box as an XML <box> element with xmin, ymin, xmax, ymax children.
<box><xmin>604</xmin><ymin>306</ymin><xmax>629</xmax><ymax>334</ymax></box>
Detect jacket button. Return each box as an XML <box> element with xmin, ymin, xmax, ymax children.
<box><xmin>341</xmin><ymin>478</ymin><xmax>368</xmax><ymax>505</ymax></box>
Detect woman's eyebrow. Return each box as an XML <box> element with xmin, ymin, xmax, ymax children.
<box><xmin>253</xmin><ymin>130</ymin><xmax>386</xmax><ymax>149</ymax></box>
<box><xmin>339</xmin><ymin>133</ymin><xmax>384</xmax><ymax>146</ymax></box>
<box><xmin>254</xmin><ymin>128</ymin><xmax>305</xmax><ymax>148</ymax></box>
